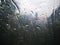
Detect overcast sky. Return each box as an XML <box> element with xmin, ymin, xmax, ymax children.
<box><xmin>15</xmin><ymin>0</ymin><xmax>60</xmax><ymax>18</ymax></box>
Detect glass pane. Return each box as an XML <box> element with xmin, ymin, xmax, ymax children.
<box><xmin>0</xmin><ymin>0</ymin><xmax>60</xmax><ymax>45</ymax></box>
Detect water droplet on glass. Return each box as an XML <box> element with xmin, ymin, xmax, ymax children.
<box><xmin>14</xmin><ymin>28</ymin><xmax>16</xmax><ymax>30</ymax></box>
<box><xmin>6</xmin><ymin>24</ymin><xmax>10</xmax><ymax>29</ymax></box>
<box><xmin>36</xmin><ymin>27</ymin><xmax>40</xmax><ymax>30</ymax></box>
<box><xmin>7</xmin><ymin>16</ymin><xmax>9</xmax><ymax>18</ymax></box>
<box><xmin>6</xmin><ymin>24</ymin><xmax>9</xmax><ymax>26</ymax></box>
<box><xmin>59</xmin><ymin>13</ymin><xmax>60</xmax><ymax>15</ymax></box>
<box><xmin>25</xmin><ymin>25</ymin><xmax>29</xmax><ymax>27</ymax></box>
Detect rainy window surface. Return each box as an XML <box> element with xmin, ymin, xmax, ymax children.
<box><xmin>0</xmin><ymin>0</ymin><xmax>60</xmax><ymax>45</ymax></box>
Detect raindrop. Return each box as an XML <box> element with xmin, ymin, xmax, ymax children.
<box><xmin>6</xmin><ymin>24</ymin><xmax>10</xmax><ymax>29</ymax></box>
<box><xmin>58</xmin><ymin>13</ymin><xmax>60</xmax><ymax>15</ymax></box>
<box><xmin>6</xmin><ymin>24</ymin><xmax>9</xmax><ymax>26</ymax></box>
<box><xmin>7</xmin><ymin>16</ymin><xmax>9</xmax><ymax>18</ymax></box>
<box><xmin>36</xmin><ymin>27</ymin><xmax>40</xmax><ymax>30</ymax></box>
<box><xmin>0</xmin><ymin>6</ymin><xmax>2</xmax><ymax>8</ymax></box>
<box><xmin>13</xmin><ymin>28</ymin><xmax>16</xmax><ymax>30</ymax></box>
<box><xmin>25</xmin><ymin>25</ymin><xmax>29</xmax><ymax>27</ymax></box>
<box><xmin>31</xmin><ymin>10</ymin><xmax>33</xmax><ymax>13</ymax></box>
<box><xmin>8</xmin><ymin>14</ymin><xmax>10</xmax><ymax>16</ymax></box>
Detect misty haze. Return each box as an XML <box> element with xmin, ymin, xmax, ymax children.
<box><xmin>0</xmin><ymin>0</ymin><xmax>60</xmax><ymax>45</ymax></box>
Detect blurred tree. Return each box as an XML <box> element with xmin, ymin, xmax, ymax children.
<box><xmin>0</xmin><ymin>0</ymin><xmax>19</xmax><ymax>45</ymax></box>
<box><xmin>48</xmin><ymin>6</ymin><xmax>60</xmax><ymax>45</ymax></box>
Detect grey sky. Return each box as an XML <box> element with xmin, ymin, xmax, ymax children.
<box><xmin>15</xmin><ymin>0</ymin><xmax>60</xmax><ymax>22</ymax></box>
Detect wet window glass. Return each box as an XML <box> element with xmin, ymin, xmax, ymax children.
<box><xmin>0</xmin><ymin>0</ymin><xmax>60</xmax><ymax>45</ymax></box>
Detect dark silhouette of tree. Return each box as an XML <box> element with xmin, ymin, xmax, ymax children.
<box><xmin>0</xmin><ymin>0</ymin><xmax>19</xmax><ymax>45</ymax></box>
<box><xmin>47</xmin><ymin>6</ymin><xmax>60</xmax><ymax>45</ymax></box>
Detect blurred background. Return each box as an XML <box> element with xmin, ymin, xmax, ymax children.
<box><xmin>0</xmin><ymin>0</ymin><xmax>60</xmax><ymax>45</ymax></box>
